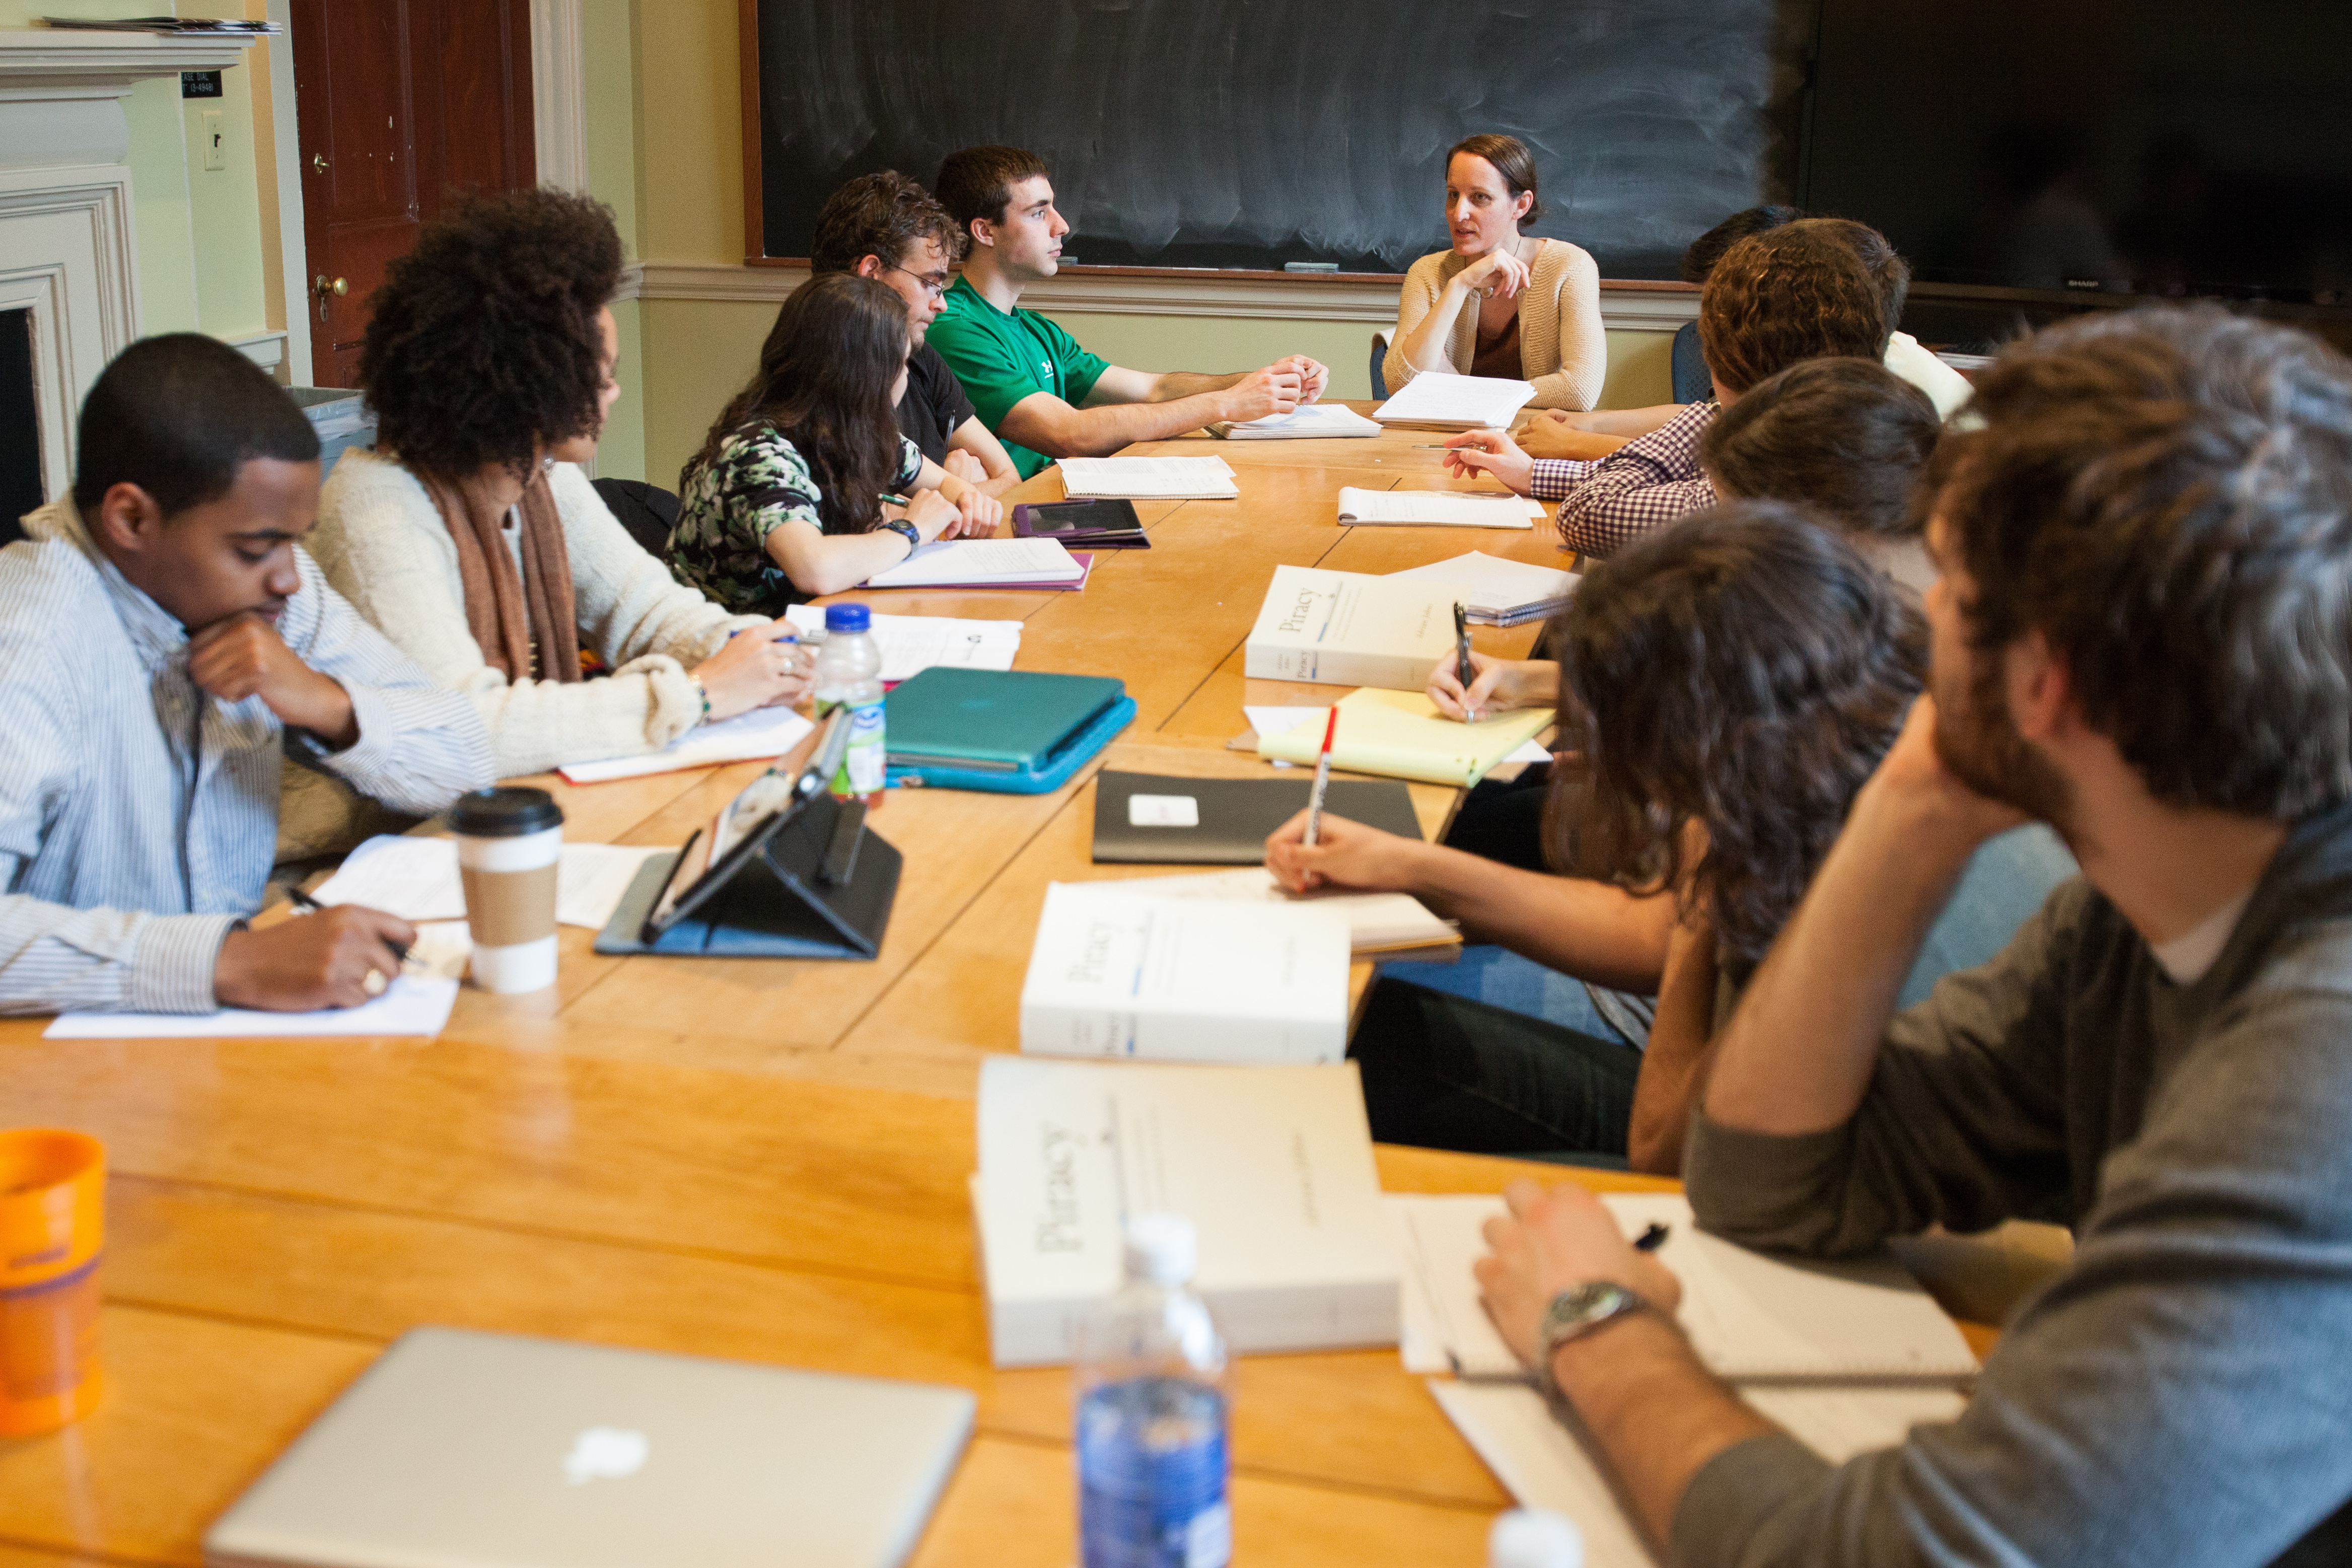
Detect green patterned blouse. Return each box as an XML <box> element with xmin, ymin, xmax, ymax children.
<box><xmin>666</xmin><ymin>423</ymin><xmax>923</xmax><ymax>613</ymax></box>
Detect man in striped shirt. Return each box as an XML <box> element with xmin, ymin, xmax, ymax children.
<box><xmin>0</xmin><ymin>335</ymin><xmax>493</xmax><ymax>1017</ymax></box>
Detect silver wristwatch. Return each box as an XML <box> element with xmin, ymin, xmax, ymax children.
<box><xmin>1535</xmin><ymin>1281</ymin><xmax>1651</xmax><ymax>1394</ymax></box>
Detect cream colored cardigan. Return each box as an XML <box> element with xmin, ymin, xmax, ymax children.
<box><xmin>1384</xmin><ymin>239</ymin><xmax>1607</xmax><ymax>411</ymax></box>
<box><xmin>310</xmin><ymin>449</ymin><xmax>765</xmax><ymax>779</ymax></box>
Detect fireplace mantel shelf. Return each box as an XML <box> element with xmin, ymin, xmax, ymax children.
<box><xmin>0</xmin><ymin>28</ymin><xmax>259</xmax><ymax>95</ymax></box>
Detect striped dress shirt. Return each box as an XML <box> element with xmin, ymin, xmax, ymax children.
<box><xmin>1528</xmin><ymin>399</ymin><xmax>1720</xmax><ymax>559</ymax></box>
<box><xmin>0</xmin><ymin>499</ymin><xmax>494</xmax><ymax>1016</ymax></box>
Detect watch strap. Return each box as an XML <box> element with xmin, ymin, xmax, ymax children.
<box><xmin>883</xmin><ymin>519</ymin><xmax>922</xmax><ymax>550</ymax></box>
<box><xmin>1535</xmin><ymin>1281</ymin><xmax>1652</xmax><ymax>1397</ymax></box>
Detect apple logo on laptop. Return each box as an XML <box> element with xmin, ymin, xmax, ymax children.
<box><xmin>562</xmin><ymin>1426</ymin><xmax>649</xmax><ymax>1486</ymax></box>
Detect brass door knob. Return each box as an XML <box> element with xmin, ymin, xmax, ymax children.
<box><xmin>312</xmin><ymin>275</ymin><xmax>347</xmax><ymax>323</ymax></box>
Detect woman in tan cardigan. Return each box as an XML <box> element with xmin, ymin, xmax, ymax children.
<box><xmin>1384</xmin><ymin>134</ymin><xmax>1606</xmax><ymax>411</ymax></box>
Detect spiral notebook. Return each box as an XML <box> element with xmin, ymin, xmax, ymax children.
<box><xmin>1395</xmin><ymin>1192</ymin><xmax>1978</xmax><ymax>1384</ymax></box>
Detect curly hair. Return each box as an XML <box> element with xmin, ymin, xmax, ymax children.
<box><xmin>1696</xmin><ymin>222</ymin><xmax>1890</xmax><ymax>397</ymax></box>
<box><xmin>1545</xmin><ymin>502</ymin><xmax>1926</xmax><ymax>963</ymax></box>
<box><xmin>685</xmin><ymin>273</ymin><xmax>909</xmax><ymax>536</ymax></box>
<box><xmin>810</xmin><ymin>171</ymin><xmax>960</xmax><ymax>277</ymax></box>
<box><xmin>1701</xmin><ymin>358</ymin><xmax>1940</xmax><ymax>538</ymax></box>
<box><xmin>1927</xmin><ymin>305</ymin><xmax>2352</xmax><ymax>819</ymax></box>
<box><xmin>358</xmin><ymin>187</ymin><xmax>622</xmax><ymax>482</ymax></box>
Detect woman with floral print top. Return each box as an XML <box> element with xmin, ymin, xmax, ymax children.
<box><xmin>667</xmin><ymin>274</ymin><xmax>1002</xmax><ymax>609</ymax></box>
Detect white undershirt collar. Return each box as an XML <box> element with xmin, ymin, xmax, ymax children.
<box><xmin>2151</xmin><ymin>890</ymin><xmax>2253</xmax><ymax>985</ymax></box>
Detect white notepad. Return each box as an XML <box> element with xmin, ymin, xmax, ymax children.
<box><xmin>781</xmin><ymin>604</ymin><xmax>1021</xmax><ymax>682</ymax></box>
<box><xmin>1387</xmin><ymin>551</ymin><xmax>1580</xmax><ymax>621</ymax></box>
<box><xmin>558</xmin><ymin>704</ymin><xmax>815</xmax><ymax>783</ymax></box>
<box><xmin>309</xmin><ymin>836</ymin><xmax>673</xmax><ymax>931</ymax></box>
<box><xmin>45</xmin><ymin>976</ymin><xmax>461</xmax><ymax>1040</ymax></box>
<box><xmin>1336</xmin><ymin>488</ymin><xmax>1543</xmax><ymax>528</ymax></box>
<box><xmin>1213</xmin><ymin>404</ymin><xmax>1382</xmax><ymax>440</ymax></box>
<box><xmin>1056</xmin><ymin>456</ymin><xmax>1239</xmax><ymax>498</ymax></box>
<box><xmin>1372</xmin><ymin>372</ymin><xmax>1537</xmax><ymax>432</ymax></box>
<box><xmin>864</xmin><ymin>537</ymin><xmax>1086</xmax><ymax>589</ymax></box>
<box><xmin>1395</xmin><ymin>1192</ymin><xmax>1979</xmax><ymax>1383</ymax></box>
<box><xmin>1101</xmin><ymin>867</ymin><xmax>1458</xmax><ymax>954</ymax></box>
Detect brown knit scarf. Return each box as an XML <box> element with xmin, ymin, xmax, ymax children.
<box><xmin>421</xmin><ymin>467</ymin><xmax>581</xmax><ymax>684</ymax></box>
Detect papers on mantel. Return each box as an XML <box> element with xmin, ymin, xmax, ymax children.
<box><xmin>781</xmin><ymin>603</ymin><xmax>1020</xmax><ymax>683</ymax></box>
<box><xmin>865</xmin><ymin>536</ymin><xmax>1088</xmax><ymax>589</ymax></box>
<box><xmin>1210</xmin><ymin>404</ymin><xmax>1382</xmax><ymax>440</ymax></box>
<box><xmin>1246</xmin><ymin>705</ymin><xmax>1551</xmax><ymax>769</ymax></box>
<box><xmin>45</xmin><ymin>977</ymin><xmax>460</xmax><ymax>1040</ymax></box>
<box><xmin>558</xmin><ymin>704</ymin><xmax>814</xmax><ymax>784</ymax></box>
<box><xmin>1387</xmin><ymin>551</ymin><xmax>1580</xmax><ymax>626</ymax></box>
<box><xmin>1393</xmin><ymin>1192</ymin><xmax>1978</xmax><ymax>1383</ymax></box>
<box><xmin>1056</xmin><ymin>456</ymin><xmax>1239</xmax><ymax>498</ymax></box>
<box><xmin>1372</xmin><ymin>372</ymin><xmax>1536</xmax><ymax>432</ymax></box>
<box><xmin>308</xmin><ymin>835</ymin><xmax>674</xmax><ymax>932</ymax></box>
<box><xmin>1336</xmin><ymin>488</ymin><xmax>1543</xmax><ymax>529</ymax></box>
<box><xmin>1102</xmin><ymin>867</ymin><xmax>1458</xmax><ymax>954</ymax></box>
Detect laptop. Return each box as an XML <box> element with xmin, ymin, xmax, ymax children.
<box><xmin>204</xmin><ymin>1327</ymin><xmax>975</xmax><ymax>1568</ymax></box>
<box><xmin>883</xmin><ymin>668</ymin><xmax>1126</xmax><ymax>774</ymax></box>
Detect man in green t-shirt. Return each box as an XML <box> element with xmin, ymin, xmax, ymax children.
<box><xmin>928</xmin><ymin>146</ymin><xmax>1332</xmax><ymax>479</ymax></box>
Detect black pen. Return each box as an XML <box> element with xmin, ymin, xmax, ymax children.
<box><xmin>284</xmin><ymin>884</ymin><xmax>411</xmax><ymax>967</ymax></box>
<box><xmin>1633</xmin><ymin>1221</ymin><xmax>1671</xmax><ymax>1252</ymax></box>
<box><xmin>1453</xmin><ymin>602</ymin><xmax>1476</xmax><ymax>719</ymax></box>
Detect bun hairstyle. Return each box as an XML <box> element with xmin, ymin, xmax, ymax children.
<box><xmin>1448</xmin><ymin>133</ymin><xmax>1543</xmax><ymax>226</ymax></box>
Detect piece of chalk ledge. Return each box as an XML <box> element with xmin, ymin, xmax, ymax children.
<box><xmin>1285</xmin><ymin>261</ymin><xmax>1339</xmax><ymax>272</ymax></box>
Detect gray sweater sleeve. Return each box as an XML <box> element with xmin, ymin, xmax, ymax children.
<box><xmin>1673</xmin><ymin>910</ymin><xmax>2352</xmax><ymax>1568</ymax></box>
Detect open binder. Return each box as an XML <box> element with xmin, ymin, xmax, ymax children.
<box><xmin>593</xmin><ymin>713</ymin><xmax>901</xmax><ymax>960</ymax></box>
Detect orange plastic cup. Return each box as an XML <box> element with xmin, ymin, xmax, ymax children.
<box><xmin>0</xmin><ymin>1129</ymin><xmax>105</xmax><ymax>1435</ymax></box>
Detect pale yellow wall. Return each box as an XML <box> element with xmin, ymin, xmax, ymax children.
<box><xmin>634</xmin><ymin>0</ymin><xmax>743</xmax><ymax>266</ymax></box>
<box><xmin>583</xmin><ymin>0</ymin><xmax>648</xmax><ymax>477</ymax></box>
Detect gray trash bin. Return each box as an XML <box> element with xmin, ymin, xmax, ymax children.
<box><xmin>289</xmin><ymin>386</ymin><xmax>376</xmax><ymax>476</ymax></box>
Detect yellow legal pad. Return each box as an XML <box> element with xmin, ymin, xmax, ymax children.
<box><xmin>1256</xmin><ymin>688</ymin><xmax>1553</xmax><ymax>787</ymax></box>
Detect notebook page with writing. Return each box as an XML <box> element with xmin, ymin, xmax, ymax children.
<box><xmin>1396</xmin><ymin>1193</ymin><xmax>1977</xmax><ymax>1383</ymax></box>
<box><xmin>1056</xmin><ymin>456</ymin><xmax>1239</xmax><ymax>498</ymax></box>
<box><xmin>1215</xmin><ymin>404</ymin><xmax>1381</xmax><ymax>439</ymax></box>
<box><xmin>1385</xmin><ymin>551</ymin><xmax>1579</xmax><ymax>619</ymax></box>
<box><xmin>1103</xmin><ymin>867</ymin><xmax>1457</xmax><ymax>953</ymax></box>
<box><xmin>1335</xmin><ymin>488</ymin><xmax>1540</xmax><ymax>528</ymax></box>
<box><xmin>1371</xmin><ymin>372</ymin><xmax>1536</xmax><ymax>431</ymax></box>
<box><xmin>865</xmin><ymin>537</ymin><xmax>1084</xmax><ymax>588</ymax></box>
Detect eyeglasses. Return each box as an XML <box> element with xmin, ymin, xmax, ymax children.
<box><xmin>885</xmin><ymin>265</ymin><xmax>951</xmax><ymax>300</ymax></box>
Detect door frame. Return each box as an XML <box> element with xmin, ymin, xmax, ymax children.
<box><xmin>269</xmin><ymin>0</ymin><xmax>590</xmax><ymax>388</ymax></box>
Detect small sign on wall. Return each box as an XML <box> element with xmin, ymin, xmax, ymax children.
<box><xmin>180</xmin><ymin>70</ymin><xmax>223</xmax><ymax>99</ymax></box>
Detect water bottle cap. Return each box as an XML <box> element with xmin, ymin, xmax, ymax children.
<box><xmin>824</xmin><ymin>603</ymin><xmax>871</xmax><ymax>634</ymax></box>
<box><xmin>1488</xmin><ymin>1510</ymin><xmax>1583</xmax><ymax>1568</ymax></box>
<box><xmin>1121</xmin><ymin>1211</ymin><xmax>1197</xmax><ymax>1286</ymax></box>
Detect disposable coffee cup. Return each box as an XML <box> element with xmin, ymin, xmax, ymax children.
<box><xmin>450</xmin><ymin>787</ymin><xmax>564</xmax><ymax>994</ymax></box>
<box><xmin>0</xmin><ymin>1128</ymin><xmax>106</xmax><ymax>1436</ymax></box>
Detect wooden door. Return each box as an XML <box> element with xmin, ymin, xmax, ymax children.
<box><xmin>293</xmin><ymin>1</ymin><xmax>536</xmax><ymax>389</ymax></box>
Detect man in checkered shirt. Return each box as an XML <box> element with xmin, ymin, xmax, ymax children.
<box><xmin>1448</xmin><ymin>221</ymin><xmax>1896</xmax><ymax>559</ymax></box>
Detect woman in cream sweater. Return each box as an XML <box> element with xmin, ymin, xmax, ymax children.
<box><xmin>1384</xmin><ymin>134</ymin><xmax>1607</xmax><ymax>411</ymax></box>
<box><xmin>309</xmin><ymin>190</ymin><xmax>809</xmax><ymax>784</ymax></box>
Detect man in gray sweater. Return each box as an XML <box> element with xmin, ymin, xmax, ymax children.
<box><xmin>1474</xmin><ymin>306</ymin><xmax>2352</xmax><ymax>1567</ymax></box>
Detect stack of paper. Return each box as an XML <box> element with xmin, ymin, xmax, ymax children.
<box><xmin>1019</xmin><ymin>881</ymin><xmax>1351</xmax><ymax>1063</ymax></box>
<box><xmin>865</xmin><ymin>537</ymin><xmax>1089</xmax><ymax>590</ymax></box>
<box><xmin>557</xmin><ymin>704</ymin><xmax>814</xmax><ymax>784</ymax></box>
<box><xmin>1211</xmin><ymin>405</ymin><xmax>1382</xmax><ymax>440</ymax></box>
<box><xmin>1335</xmin><ymin>489</ymin><xmax>1543</xmax><ymax>529</ymax></box>
<box><xmin>45</xmin><ymin>977</ymin><xmax>461</xmax><ymax>1040</ymax></box>
<box><xmin>1256</xmin><ymin>689</ymin><xmax>1553</xmax><ymax>787</ymax></box>
<box><xmin>1104</xmin><ymin>867</ymin><xmax>1458</xmax><ymax>954</ymax></box>
<box><xmin>1056</xmin><ymin>456</ymin><xmax>1239</xmax><ymax>498</ymax></box>
<box><xmin>1373</xmin><ymin>372</ymin><xmax>1536</xmax><ymax>432</ymax></box>
<box><xmin>308</xmin><ymin>835</ymin><xmax>675</xmax><ymax>933</ymax></box>
<box><xmin>1388</xmin><ymin>551</ymin><xmax>1580</xmax><ymax>626</ymax></box>
<box><xmin>1245</xmin><ymin>564</ymin><xmax>1471</xmax><ymax>691</ymax></box>
<box><xmin>781</xmin><ymin>604</ymin><xmax>1020</xmax><ymax>683</ymax></box>
<box><xmin>973</xmin><ymin>1056</ymin><xmax>1399</xmax><ymax>1365</ymax></box>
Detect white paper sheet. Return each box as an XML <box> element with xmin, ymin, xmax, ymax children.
<box><xmin>1218</xmin><ymin>405</ymin><xmax>1382</xmax><ymax>439</ymax></box>
<box><xmin>865</xmin><ymin>537</ymin><xmax>1086</xmax><ymax>589</ymax></box>
<box><xmin>1371</xmin><ymin>372</ymin><xmax>1537</xmax><ymax>430</ymax></box>
<box><xmin>1386</xmin><ymin>551</ymin><xmax>1579</xmax><ymax>618</ymax></box>
<box><xmin>310</xmin><ymin>837</ymin><xmax>675</xmax><ymax>931</ymax></box>
<box><xmin>1056</xmin><ymin>456</ymin><xmax>1239</xmax><ymax>498</ymax></box>
<box><xmin>1335</xmin><ymin>488</ymin><xmax>1543</xmax><ymax>528</ymax></box>
<box><xmin>1103</xmin><ymin>868</ymin><xmax>1457</xmax><ymax>953</ymax></box>
<box><xmin>782</xmin><ymin>604</ymin><xmax>1021</xmax><ymax>682</ymax></box>
<box><xmin>1244</xmin><ymin>704</ymin><xmax>1550</xmax><ymax>766</ymax></box>
<box><xmin>44</xmin><ymin>976</ymin><xmax>461</xmax><ymax>1040</ymax></box>
<box><xmin>557</xmin><ymin>704</ymin><xmax>815</xmax><ymax>784</ymax></box>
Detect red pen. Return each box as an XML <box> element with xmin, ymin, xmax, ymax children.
<box><xmin>1303</xmin><ymin>706</ymin><xmax>1339</xmax><ymax>847</ymax></box>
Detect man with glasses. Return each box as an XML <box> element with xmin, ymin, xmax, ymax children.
<box><xmin>808</xmin><ymin>172</ymin><xmax>1022</xmax><ymax>497</ymax></box>
<box><xmin>929</xmin><ymin>146</ymin><xmax>1330</xmax><ymax>480</ymax></box>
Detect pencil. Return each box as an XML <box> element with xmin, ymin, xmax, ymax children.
<box><xmin>286</xmin><ymin>883</ymin><xmax>410</xmax><ymax>968</ymax></box>
<box><xmin>1302</xmin><ymin>706</ymin><xmax>1339</xmax><ymax>847</ymax></box>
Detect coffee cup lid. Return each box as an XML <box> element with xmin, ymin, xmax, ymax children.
<box><xmin>449</xmin><ymin>786</ymin><xmax>563</xmax><ymax>838</ymax></box>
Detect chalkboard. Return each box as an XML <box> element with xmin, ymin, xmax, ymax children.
<box><xmin>750</xmin><ymin>0</ymin><xmax>1813</xmax><ymax>278</ymax></box>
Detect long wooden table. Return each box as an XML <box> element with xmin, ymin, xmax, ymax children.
<box><xmin>0</xmin><ymin>411</ymin><xmax>2021</xmax><ymax>1565</ymax></box>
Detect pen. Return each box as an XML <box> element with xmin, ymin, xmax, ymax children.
<box><xmin>1302</xmin><ymin>706</ymin><xmax>1339</xmax><ymax>847</ymax></box>
<box><xmin>1633</xmin><ymin>1222</ymin><xmax>1671</xmax><ymax>1252</ymax></box>
<box><xmin>1453</xmin><ymin>602</ymin><xmax>1477</xmax><ymax>720</ymax></box>
<box><xmin>285</xmin><ymin>883</ymin><xmax>412</xmax><ymax>968</ymax></box>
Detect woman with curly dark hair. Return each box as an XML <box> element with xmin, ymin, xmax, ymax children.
<box><xmin>667</xmin><ymin>272</ymin><xmax>1002</xmax><ymax>609</ymax></box>
<box><xmin>305</xmin><ymin>188</ymin><xmax>810</xmax><ymax>782</ymax></box>
<box><xmin>1266</xmin><ymin>503</ymin><xmax>2070</xmax><ymax>1171</ymax></box>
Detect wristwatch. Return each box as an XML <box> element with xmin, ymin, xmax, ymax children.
<box><xmin>882</xmin><ymin>518</ymin><xmax>922</xmax><ymax>551</ymax></box>
<box><xmin>1535</xmin><ymin>1281</ymin><xmax>1653</xmax><ymax>1395</ymax></box>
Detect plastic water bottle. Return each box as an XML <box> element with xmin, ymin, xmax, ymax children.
<box><xmin>1074</xmin><ymin>1213</ymin><xmax>1231</xmax><ymax>1568</ymax></box>
<box><xmin>811</xmin><ymin>603</ymin><xmax>885</xmax><ymax>804</ymax></box>
<box><xmin>1488</xmin><ymin>1509</ymin><xmax>1584</xmax><ymax>1568</ymax></box>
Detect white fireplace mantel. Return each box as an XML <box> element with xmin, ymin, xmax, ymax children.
<box><xmin>1</xmin><ymin>28</ymin><xmax>261</xmax><ymax>504</ymax></box>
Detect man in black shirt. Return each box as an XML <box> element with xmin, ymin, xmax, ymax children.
<box><xmin>810</xmin><ymin>172</ymin><xmax>1022</xmax><ymax>497</ymax></box>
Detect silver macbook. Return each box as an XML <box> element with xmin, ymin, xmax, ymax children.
<box><xmin>204</xmin><ymin>1327</ymin><xmax>975</xmax><ymax>1568</ymax></box>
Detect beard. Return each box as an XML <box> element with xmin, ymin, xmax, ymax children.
<box><xmin>1933</xmin><ymin>646</ymin><xmax>2077</xmax><ymax>831</ymax></box>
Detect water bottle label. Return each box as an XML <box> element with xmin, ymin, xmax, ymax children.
<box><xmin>1077</xmin><ymin>1382</ymin><xmax>1230</xmax><ymax>1568</ymax></box>
<box><xmin>830</xmin><ymin>699</ymin><xmax>886</xmax><ymax>797</ymax></box>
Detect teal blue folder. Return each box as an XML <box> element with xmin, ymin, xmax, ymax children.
<box><xmin>883</xmin><ymin>668</ymin><xmax>1133</xmax><ymax>794</ymax></box>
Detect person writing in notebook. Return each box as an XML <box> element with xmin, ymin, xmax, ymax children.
<box><xmin>0</xmin><ymin>335</ymin><xmax>493</xmax><ymax>1016</ymax></box>
<box><xmin>1476</xmin><ymin>310</ymin><xmax>2352</xmax><ymax>1567</ymax></box>
<box><xmin>808</xmin><ymin>171</ymin><xmax>1022</xmax><ymax>498</ymax></box>
<box><xmin>669</xmin><ymin>274</ymin><xmax>1002</xmax><ymax>608</ymax></box>
<box><xmin>1384</xmin><ymin>133</ymin><xmax>1606</xmax><ymax>412</ymax></box>
<box><xmin>1444</xmin><ymin>221</ymin><xmax>1890</xmax><ymax>559</ymax></box>
<box><xmin>926</xmin><ymin>145</ymin><xmax>1332</xmax><ymax>479</ymax></box>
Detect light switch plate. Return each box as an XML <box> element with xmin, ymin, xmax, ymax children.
<box><xmin>201</xmin><ymin>108</ymin><xmax>226</xmax><ymax>171</ymax></box>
